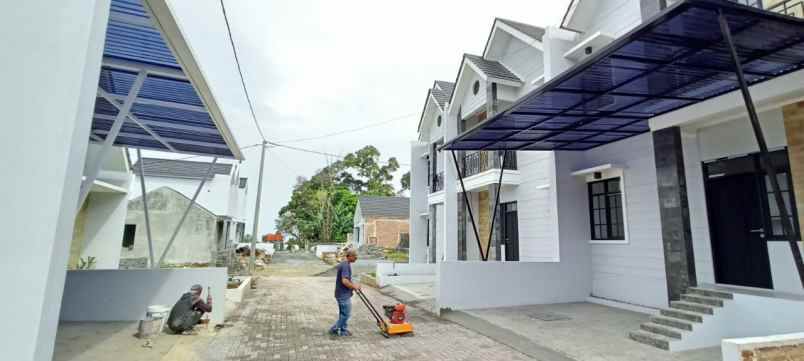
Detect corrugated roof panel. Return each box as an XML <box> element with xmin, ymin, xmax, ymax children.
<box><xmin>91</xmin><ymin>0</ymin><xmax>238</xmax><ymax>158</ymax></box>
<box><xmin>445</xmin><ymin>0</ymin><xmax>804</xmax><ymax>152</ymax></box>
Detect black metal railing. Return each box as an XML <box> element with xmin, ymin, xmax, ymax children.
<box><xmin>462</xmin><ymin>151</ymin><xmax>517</xmax><ymax>178</ymax></box>
<box><xmin>767</xmin><ymin>0</ymin><xmax>804</xmax><ymax>18</ymax></box>
<box><xmin>728</xmin><ymin>0</ymin><xmax>804</xmax><ymax>18</ymax></box>
<box><xmin>430</xmin><ymin>172</ymin><xmax>444</xmax><ymax>193</ymax></box>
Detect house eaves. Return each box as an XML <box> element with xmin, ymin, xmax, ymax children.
<box><xmin>482</xmin><ymin>18</ymin><xmax>546</xmax><ymax>57</ymax></box>
<box><xmin>417</xmin><ymin>80</ymin><xmax>455</xmax><ymax>133</ymax></box>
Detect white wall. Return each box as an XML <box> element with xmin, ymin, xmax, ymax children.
<box><xmin>81</xmin><ymin>192</ymin><xmax>129</xmax><ymax>269</ymax></box>
<box><xmin>580</xmin><ymin>134</ymin><xmax>669</xmax><ymax>308</ymax></box>
<box><xmin>0</xmin><ymin>1</ymin><xmax>111</xmax><ymax>361</ymax></box>
<box><xmin>437</xmin><ymin>260</ymin><xmax>591</xmax><ymax>310</ymax></box>
<box><xmin>60</xmin><ymin>268</ymin><xmax>226</xmax><ymax>324</ymax></box>
<box><xmin>504</xmin><ymin>151</ymin><xmax>558</xmax><ymax>262</ymax></box>
<box><xmin>457</xmin><ymin>66</ymin><xmax>486</xmax><ymax>117</ymax></box>
<box><xmin>681</xmin><ymin>130</ymin><xmax>716</xmax><ymax>284</ymax></box>
<box><xmin>376</xmin><ymin>262</ymin><xmax>436</xmax><ymax>287</ymax></box>
<box><xmin>409</xmin><ymin>142</ymin><xmax>429</xmax><ymax>263</ymax></box>
<box><xmin>579</xmin><ymin>0</ymin><xmax>642</xmax><ymax>39</ymax></box>
<box><xmin>768</xmin><ymin>243</ymin><xmax>804</xmax><ymax>295</ymax></box>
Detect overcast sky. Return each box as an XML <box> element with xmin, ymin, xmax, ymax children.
<box><xmin>142</xmin><ymin>0</ymin><xmax>571</xmax><ymax>236</ymax></box>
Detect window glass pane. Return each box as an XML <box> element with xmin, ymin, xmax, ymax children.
<box><xmin>608</xmin><ymin>179</ymin><xmax>620</xmax><ymax>193</ymax></box>
<box><xmin>592</xmin><ymin>196</ymin><xmax>600</xmax><ymax>209</ymax></box>
<box><xmin>592</xmin><ymin>182</ymin><xmax>605</xmax><ymax>195</ymax></box>
<box><xmin>613</xmin><ymin>222</ymin><xmax>624</xmax><ymax>238</ymax></box>
<box><xmin>600</xmin><ymin>226</ymin><xmax>608</xmax><ymax>239</ymax></box>
<box><xmin>765</xmin><ymin>173</ymin><xmax>789</xmax><ymax>191</ymax></box>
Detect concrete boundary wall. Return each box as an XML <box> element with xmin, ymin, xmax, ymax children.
<box><xmin>376</xmin><ymin>262</ymin><xmax>436</xmax><ymax>287</ymax></box>
<box><xmin>60</xmin><ymin>268</ymin><xmax>226</xmax><ymax>324</ymax></box>
<box><xmin>437</xmin><ymin>261</ymin><xmax>590</xmax><ymax>310</ymax></box>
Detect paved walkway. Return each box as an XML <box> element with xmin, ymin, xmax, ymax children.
<box><xmin>199</xmin><ymin>276</ymin><xmax>533</xmax><ymax>360</ymax></box>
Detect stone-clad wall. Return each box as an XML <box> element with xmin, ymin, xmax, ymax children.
<box><xmin>783</xmin><ymin>101</ymin><xmax>804</xmax><ymax>241</ymax></box>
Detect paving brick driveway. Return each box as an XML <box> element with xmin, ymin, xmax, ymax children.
<box><xmin>199</xmin><ymin>255</ymin><xmax>533</xmax><ymax>360</ymax></box>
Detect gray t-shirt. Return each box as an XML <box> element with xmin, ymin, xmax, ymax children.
<box><xmin>334</xmin><ymin>261</ymin><xmax>353</xmax><ymax>300</ymax></box>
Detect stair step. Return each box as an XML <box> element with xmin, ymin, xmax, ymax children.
<box><xmin>640</xmin><ymin>322</ymin><xmax>684</xmax><ymax>339</ymax></box>
<box><xmin>682</xmin><ymin>294</ymin><xmax>725</xmax><ymax>307</ymax></box>
<box><xmin>650</xmin><ymin>315</ymin><xmax>694</xmax><ymax>331</ymax></box>
<box><xmin>671</xmin><ymin>301</ymin><xmax>714</xmax><ymax>315</ymax></box>
<box><xmin>687</xmin><ymin>287</ymin><xmax>734</xmax><ymax>300</ymax></box>
<box><xmin>629</xmin><ymin>330</ymin><xmax>670</xmax><ymax>350</ymax></box>
<box><xmin>660</xmin><ymin>308</ymin><xmax>704</xmax><ymax>323</ymax></box>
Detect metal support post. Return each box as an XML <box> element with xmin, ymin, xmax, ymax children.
<box><xmin>486</xmin><ymin>151</ymin><xmax>508</xmax><ymax>261</ymax></box>
<box><xmin>719</xmin><ymin>10</ymin><xmax>804</xmax><ymax>288</ymax></box>
<box><xmin>451</xmin><ymin>150</ymin><xmax>485</xmax><ymax>261</ymax></box>
<box><xmin>78</xmin><ymin>71</ymin><xmax>147</xmax><ymax>208</ymax></box>
<box><xmin>158</xmin><ymin>157</ymin><xmax>219</xmax><ymax>267</ymax></box>
<box><xmin>136</xmin><ymin>149</ymin><xmax>156</xmax><ymax>268</ymax></box>
<box><xmin>250</xmin><ymin>141</ymin><xmax>268</xmax><ymax>274</ymax></box>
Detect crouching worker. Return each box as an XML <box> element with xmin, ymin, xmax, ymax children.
<box><xmin>167</xmin><ymin>284</ymin><xmax>212</xmax><ymax>334</ymax></box>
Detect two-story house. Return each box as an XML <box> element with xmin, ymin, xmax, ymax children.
<box><xmin>410</xmin><ymin>0</ymin><xmax>804</xmax><ymax>352</ymax></box>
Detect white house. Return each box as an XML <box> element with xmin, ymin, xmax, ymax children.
<box><xmin>409</xmin><ymin>0</ymin><xmax>804</xmax><ymax>352</ymax></box>
<box><xmin>1</xmin><ymin>1</ymin><xmax>246</xmax><ymax>359</ymax></box>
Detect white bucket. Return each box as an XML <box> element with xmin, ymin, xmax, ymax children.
<box><xmin>146</xmin><ymin>305</ymin><xmax>171</xmax><ymax>332</ymax></box>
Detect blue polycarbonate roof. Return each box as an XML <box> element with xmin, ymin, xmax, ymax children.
<box><xmin>91</xmin><ymin>0</ymin><xmax>237</xmax><ymax>158</ymax></box>
<box><xmin>445</xmin><ymin>0</ymin><xmax>804</xmax><ymax>151</ymax></box>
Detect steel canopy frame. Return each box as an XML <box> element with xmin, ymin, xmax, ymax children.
<box><xmin>442</xmin><ymin>0</ymin><xmax>804</xmax><ymax>152</ymax></box>
<box><xmin>451</xmin><ymin>151</ymin><xmax>509</xmax><ymax>261</ymax></box>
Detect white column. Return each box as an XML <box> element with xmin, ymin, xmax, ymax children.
<box><xmin>409</xmin><ymin>142</ymin><xmax>428</xmax><ymax>263</ymax></box>
<box><xmin>0</xmin><ymin>1</ymin><xmax>111</xmax><ymax>360</ymax></box>
<box><xmin>443</xmin><ymin>110</ymin><xmax>459</xmax><ymax>261</ymax></box>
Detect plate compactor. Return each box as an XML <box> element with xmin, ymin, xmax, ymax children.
<box><xmin>355</xmin><ymin>288</ymin><xmax>413</xmax><ymax>338</ymax></box>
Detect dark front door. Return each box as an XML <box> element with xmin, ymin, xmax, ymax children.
<box><xmin>502</xmin><ymin>202</ymin><xmax>519</xmax><ymax>261</ymax></box>
<box><xmin>707</xmin><ymin>173</ymin><xmax>773</xmax><ymax>288</ymax></box>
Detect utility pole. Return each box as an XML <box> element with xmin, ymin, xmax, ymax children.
<box><xmin>250</xmin><ymin>140</ymin><xmax>268</xmax><ymax>274</ymax></box>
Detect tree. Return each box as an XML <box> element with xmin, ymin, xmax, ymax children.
<box><xmin>400</xmin><ymin>171</ymin><xmax>410</xmax><ymax>191</ymax></box>
<box><xmin>274</xmin><ymin>146</ymin><xmax>399</xmax><ymax>247</ymax></box>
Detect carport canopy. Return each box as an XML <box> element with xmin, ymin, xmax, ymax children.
<box><xmin>92</xmin><ymin>0</ymin><xmax>242</xmax><ymax>159</ymax></box>
<box><xmin>443</xmin><ymin>0</ymin><xmax>804</xmax><ymax>152</ymax></box>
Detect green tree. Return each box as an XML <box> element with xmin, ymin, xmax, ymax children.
<box><xmin>274</xmin><ymin>146</ymin><xmax>399</xmax><ymax>247</ymax></box>
<box><xmin>400</xmin><ymin>171</ymin><xmax>410</xmax><ymax>191</ymax></box>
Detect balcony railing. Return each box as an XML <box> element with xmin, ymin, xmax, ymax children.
<box><xmin>430</xmin><ymin>172</ymin><xmax>444</xmax><ymax>193</ymax></box>
<box><xmin>462</xmin><ymin>151</ymin><xmax>517</xmax><ymax>178</ymax></box>
<box><xmin>730</xmin><ymin>0</ymin><xmax>804</xmax><ymax>18</ymax></box>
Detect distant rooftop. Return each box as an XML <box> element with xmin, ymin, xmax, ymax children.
<box><xmin>357</xmin><ymin>195</ymin><xmax>410</xmax><ymax>219</ymax></box>
<box><xmin>132</xmin><ymin>158</ymin><xmax>233</xmax><ymax>180</ymax></box>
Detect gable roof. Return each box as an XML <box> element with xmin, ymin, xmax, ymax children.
<box><xmin>496</xmin><ymin>18</ymin><xmax>546</xmax><ymax>41</ymax></box>
<box><xmin>132</xmin><ymin>158</ymin><xmax>233</xmax><ymax>180</ymax></box>
<box><xmin>417</xmin><ymin>80</ymin><xmax>455</xmax><ymax>133</ymax></box>
<box><xmin>357</xmin><ymin>195</ymin><xmax>409</xmax><ymax>219</ymax></box>
<box><xmin>464</xmin><ymin>54</ymin><xmax>522</xmax><ymax>84</ymax></box>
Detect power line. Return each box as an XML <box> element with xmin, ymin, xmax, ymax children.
<box><xmin>276</xmin><ymin>112</ymin><xmax>418</xmax><ymax>143</ymax></box>
<box><xmin>267</xmin><ymin>141</ymin><xmax>410</xmax><ymax>167</ymax></box>
<box><xmin>220</xmin><ymin>0</ymin><xmax>266</xmax><ymax>142</ymax></box>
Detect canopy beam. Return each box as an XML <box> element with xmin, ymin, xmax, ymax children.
<box><xmin>78</xmin><ymin>70</ymin><xmax>147</xmax><ymax>208</ymax></box>
<box><xmin>719</xmin><ymin>9</ymin><xmax>804</xmax><ymax>288</ymax></box>
<box><xmin>135</xmin><ymin>148</ymin><xmax>156</xmax><ymax>268</ymax></box>
<box><xmin>97</xmin><ymin>88</ymin><xmax>178</xmax><ymax>152</ymax></box>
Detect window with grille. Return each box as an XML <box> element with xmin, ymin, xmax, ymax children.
<box><xmin>588</xmin><ymin>178</ymin><xmax>625</xmax><ymax>240</ymax></box>
<box><xmin>764</xmin><ymin>172</ymin><xmax>800</xmax><ymax>240</ymax></box>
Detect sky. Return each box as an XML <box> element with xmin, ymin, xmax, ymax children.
<box><xmin>142</xmin><ymin>0</ymin><xmax>572</xmax><ymax>236</ymax></box>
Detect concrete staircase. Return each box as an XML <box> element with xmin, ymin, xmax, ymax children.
<box><xmin>628</xmin><ymin>286</ymin><xmax>734</xmax><ymax>351</ymax></box>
